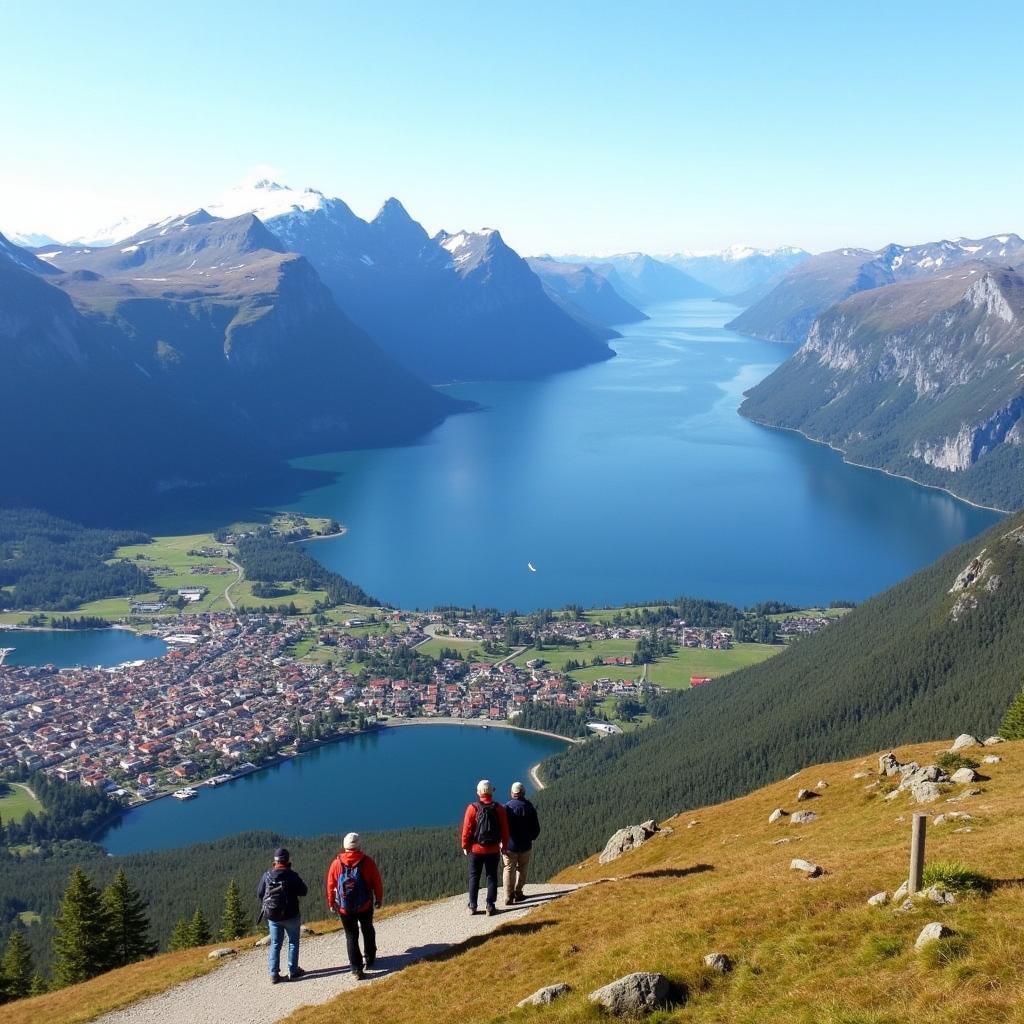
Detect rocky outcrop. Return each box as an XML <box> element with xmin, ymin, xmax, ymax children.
<box><xmin>588</xmin><ymin>972</ymin><xmax>676</xmax><ymax>1016</ymax></box>
<box><xmin>598</xmin><ymin>821</ymin><xmax>664</xmax><ymax>864</ymax></box>
<box><xmin>790</xmin><ymin>811</ymin><xmax>819</xmax><ymax>825</ymax></box>
<box><xmin>915</xmin><ymin>922</ymin><xmax>953</xmax><ymax>950</ymax></box>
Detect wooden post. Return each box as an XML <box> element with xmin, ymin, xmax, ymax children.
<box><xmin>908</xmin><ymin>812</ymin><xmax>927</xmax><ymax>895</ymax></box>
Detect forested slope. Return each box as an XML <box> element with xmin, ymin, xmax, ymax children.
<box><xmin>532</xmin><ymin>508</ymin><xmax>1024</xmax><ymax>867</ymax></box>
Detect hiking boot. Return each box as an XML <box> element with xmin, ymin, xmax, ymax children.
<box><xmin>486</xmin><ymin>906</ymin><xmax>497</xmax><ymax>917</ymax></box>
<box><xmin>468</xmin><ymin>906</ymin><xmax>480</xmax><ymax>916</ymax></box>
<box><xmin>288</xmin><ymin>967</ymin><xmax>306</xmax><ymax>981</ymax></box>
<box><xmin>355</xmin><ymin>969</ymin><xmax>366</xmax><ymax>981</ymax></box>
<box><xmin>270</xmin><ymin>974</ymin><xmax>282</xmax><ymax>985</ymax></box>
<box><xmin>365</xmin><ymin>954</ymin><xmax>376</xmax><ymax>969</ymax></box>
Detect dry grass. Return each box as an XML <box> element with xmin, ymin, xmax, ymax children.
<box><xmin>274</xmin><ymin>739</ymin><xmax>1024</xmax><ymax>1024</ymax></box>
<box><xmin>0</xmin><ymin>903</ymin><xmax>423</xmax><ymax>1024</ymax></box>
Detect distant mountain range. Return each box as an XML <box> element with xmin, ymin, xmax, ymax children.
<box><xmin>199</xmin><ymin>179</ymin><xmax>615</xmax><ymax>384</ymax></box>
<box><xmin>525</xmin><ymin>257</ymin><xmax>647</xmax><ymax>328</ymax></box>
<box><xmin>660</xmin><ymin>245</ymin><xmax>810</xmax><ymax>301</ymax></box>
<box><xmin>740</xmin><ymin>255</ymin><xmax>1024</xmax><ymax>510</ymax></box>
<box><xmin>729</xmin><ymin>234</ymin><xmax>1024</xmax><ymax>342</ymax></box>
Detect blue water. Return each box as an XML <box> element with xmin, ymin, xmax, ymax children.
<box><xmin>284</xmin><ymin>300</ymin><xmax>999</xmax><ymax>610</ymax></box>
<box><xmin>100</xmin><ymin>725</ymin><xmax>566</xmax><ymax>854</ymax></box>
<box><xmin>0</xmin><ymin>629</ymin><xmax>167</xmax><ymax>668</ymax></box>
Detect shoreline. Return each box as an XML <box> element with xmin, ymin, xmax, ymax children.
<box><xmin>289</xmin><ymin>527</ymin><xmax>348</xmax><ymax>544</ymax></box>
<box><xmin>529</xmin><ymin>762</ymin><xmax>546</xmax><ymax>790</ymax></box>
<box><xmin>379</xmin><ymin>716</ymin><xmax>581</xmax><ymax>747</ymax></box>
<box><xmin>743</xmin><ymin>415</ymin><xmax>1012</xmax><ymax>515</ymax></box>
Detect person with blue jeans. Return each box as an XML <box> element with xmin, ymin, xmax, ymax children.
<box><xmin>257</xmin><ymin>847</ymin><xmax>309</xmax><ymax>984</ymax></box>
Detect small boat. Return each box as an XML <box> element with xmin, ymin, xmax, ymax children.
<box><xmin>527</xmin><ymin>562</ymin><xmax>537</xmax><ymax>573</ymax></box>
<box><xmin>173</xmin><ymin>788</ymin><xmax>198</xmax><ymax>800</ymax></box>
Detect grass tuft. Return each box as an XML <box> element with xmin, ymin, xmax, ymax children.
<box><xmin>921</xmin><ymin>860</ymin><xmax>991</xmax><ymax>893</ymax></box>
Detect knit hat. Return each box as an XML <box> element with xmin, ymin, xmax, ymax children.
<box><xmin>273</xmin><ymin>847</ymin><xmax>290</xmax><ymax>864</ymax></box>
<box><xmin>343</xmin><ymin>832</ymin><xmax>361</xmax><ymax>850</ymax></box>
<box><xmin>476</xmin><ymin>779</ymin><xmax>494</xmax><ymax>796</ymax></box>
<box><xmin>510</xmin><ymin>781</ymin><xmax>525</xmax><ymax>795</ymax></box>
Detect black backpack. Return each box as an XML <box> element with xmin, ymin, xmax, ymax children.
<box><xmin>474</xmin><ymin>801</ymin><xmax>501</xmax><ymax>845</ymax></box>
<box><xmin>261</xmin><ymin>872</ymin><xmax>289</xmax><ymax>922</ymax></box>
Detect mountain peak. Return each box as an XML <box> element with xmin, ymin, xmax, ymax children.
<box><xmin>373</xmin><ymin>197</ymin><xmax>414</xmax><ymax>224</ymax></box>
<box><xmin>209</xmin><ymin>179</ymin><xmax>327</xmax><ymax>223</ymax></box>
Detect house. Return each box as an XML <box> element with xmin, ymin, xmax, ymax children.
<box><xmin>690</xmin><ymin>676</ymin><xmax>714</xmax><ymax>687</ymax></box>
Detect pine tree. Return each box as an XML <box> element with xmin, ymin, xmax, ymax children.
<box><xmin>29</xmin><ymin>974</ymin><xmax>47</xmax><ymax>997</ymax></box>
<box><xmin>219</xmin><ymin>879</ymin><xmax>250</xmax><ymax>940</ymax></box>
<box><xmin>190</xmin><ymin>906</ymin><xmax>212</xmax><ymax>946</ymax></box>
<box><xmin>102</xmin><ymin>868</ymin><xmax>157</xmax><ymax>968</ymax></box>
<box><xmin>168</xmin><ymin>917</ymin><xmax>195</xmax><ymax>952</ymax></box>
<box><xmin>52</xmin><ymin>867</ymin><xmax>110</xmax><ymax>987</ymax></box>
<box><xmin>1</xmin><ymin>931</ymin><xmax>35</xmax><ymax>1001</ymax></box>
<box><xmin>1000</xmin><ymin>685</ymin><xmax>1024</xmax><ymax>740</ymax></box>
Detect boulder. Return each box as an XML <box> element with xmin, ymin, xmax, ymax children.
<box><xmin>796</xmin><ymin>788</ymin><xmax>816</xmax><ymax>802</ymax></box>
<box><xmin>951</xmin><ymin>767</ymin><xmax>978</xmax><ymax>785</ymax></box>
<box><xmin>867</xmin><ymin>891</ymin><xmax>889</xmax><ymax>907</ymax></box>
<box><xmin>950</xmin><ymin>734</ymin><xmax>979</xmax><ymax>752</ymax></box>
<box><xmin>982</xmin><ymin>754</ymin><xmax>1002</xmax><ymax>765</ymax></box>
<box><xmin>983</xmin><ymin>735</ymin><xmax>1006</xmax><ymax>746</ymax></box>
<box><xmin>703</xmin><ymin>952</ymin><xmax>732</xmax><ymax>974</ymax></box>
<box><xmin>588</xmin><ymin>972</ymin><xmax>675</xmax><ymax>1016</ymax></box>
<box><xmin>910</xmin><ymin>781</ymin><xmax>943</xmax><ymax>804</ymax></box>
<box><xmin>790</xmin><ymin>811</ymin><xmax>818</xmax><ymax>825</ymax></box>
<box><xmin>917</xmin><ymin>885</ymin><xmax>956</xmax><ymax>906</ymax></box>
<box><xmin>879</xmin><ymin>752</ymin><xmax>902</xmax><ymax>777</ymax></box>
<box><xmin>893</xmin><ymin>880</ymin><xmax>910</xmax><ymax>901</ymax></box>
<box><xmin>915</xmin><ymin>922</ymin><xmax>953</xmax><ymax>950</ymax></box>
<box><xmin>815</xmin><ymin>780</ymin><xmax>829</xmax><ymax>789</ymax></box>
<box><xmin>207</xmin><ymin>947</ymin><xmax>237</xmax><ymax>959</ymax></box>
<box><xmin>790</xmin><ymin>858</ymin><xmax>823</xmax><ymax>878</ymax></box>
<box><xmin>518</xmin><ymin>983</ymin><xmax>572</xmax><ymax>1007</ymax></box>
<box><xmin>768</xmin><ymin>808</ymin><xmax>787</xmax><ymax>824</ymax></box>
<box><xmin>599</xmin><ymin>823</ymin><xmax>659</xmax><ymax>864</ymax></box>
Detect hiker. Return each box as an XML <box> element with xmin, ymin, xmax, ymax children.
<box><xmin>327</xmin><ymin>832</ymin><xmax>383</xmax><ymax>980</ymax></box>
<box><xmin>503</xmin><ymin>781</ymin><xmax>540</xmax><ymax>905</ymax></box>
<box><xmin>461</xmin><ymin>778</ymin><xmax>510</xmax><ymax>916</ymax></box>
<box><xmin>256</xmin><ymin>846</ymin><xmax>309</xmax><ymax>984</ymax></box>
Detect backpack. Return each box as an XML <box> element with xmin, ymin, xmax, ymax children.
<box><xmin>474</xmin><ymin>801</ymin><xmax>501</xmax><ymax>845</ymax></box>
<box><xmin>261</xmin><ymin>872</ymin><xmax>290</xmax><ymax>922</ymax></box>
<box><xmin>335</xmin><ymin>857</ymin><xmax>370</xmax><ymax>914</ymax></box>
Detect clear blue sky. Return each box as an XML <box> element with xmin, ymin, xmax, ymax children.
<box><xmin>2</xmin><ymin>0</ymin><xmax>1022</xmax><ymax>254</ymax></box>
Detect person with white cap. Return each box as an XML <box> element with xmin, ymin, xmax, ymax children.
<box><xmin>503</xmin><ymin>781</ymin><xmax>540</xmax><ymax>905</ymax></box>
<box><xmin>326</xmin><ymin>832</ymin><xmax>383</xmax><ymax>979</ymax></box>
<box><xmin>460</xmin><ymin>779</ymin><xmax>510</xmax><ymax>916</ymax></box>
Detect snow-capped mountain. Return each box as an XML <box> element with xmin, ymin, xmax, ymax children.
<box><xmin>3</xmin><ymin>230</ymin><xmax>60</xmax><ymax>249</ymax></box>
<box><xmin>729</xmin><ymin>233</ymin><xmax>1024</xmax><ymax>343</ymax></box>
<box><xmin>207</xmin><ymin>179</ymin><xmax>614</xmax><ymax>383</ymax></box>
<box><xmin>662</xmin><ymin>246</ymin><xmax>810</xmax><ymax>299</ymax></box>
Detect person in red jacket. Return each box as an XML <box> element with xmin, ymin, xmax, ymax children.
<box><xmin>326</xmin><ymin>832</ymin><xmax>383</xmax><ymax>979</ymax></box>
<box><xmin>461</xmin><ymin>778</ymin><xmax>510</xmax><ymax>916</ymax></box>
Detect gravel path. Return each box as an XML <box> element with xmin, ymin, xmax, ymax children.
<box><xmin>96</xmin><ymin>884</ymin><xmax>579</xmax><ymax>1024</ymax></box>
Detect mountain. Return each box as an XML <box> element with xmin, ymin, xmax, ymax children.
<box><xmin>207</xmin><ymin>179</ymin><xmax>615</xmax><ymax>384</ymax></box>
<box><xmin>662</xmin><ymin>245</ymin><xmax>810</xmax><ymax>299</ymax></box>
<box><xmin>1</xmin><ymin>215</ymin><xmax>463</xmax><ymax>515</ymax></box>
<box><xmin>566</xmin><ymin>252</ymin><xmax>717</xmax><ymax>305</ymax></box>
<box><xmin>525</xmin><ymin>256</ymin><xmax>647</xmax><ymax>328</ymax></box>
<box><xmin>729</xmin><ymin>234</ymin><xmax>1024</xmax><ymax>342</ymax></box>
<box><xmin>739</xmin><ymin>263</ymin><xmax>1024</xmax><ymax>510</ymax></box>
<box><xmin>3</xmin><ymin>229</ymin><xmax>60</xmax><ymax>249</ymax></box>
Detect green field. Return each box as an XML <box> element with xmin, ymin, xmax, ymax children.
<box><xmin>0</xmin><ymin>783</ymin><xmax>43</xmax><ymax>823</ymax></box>
<box><xmin>512</xmin><ymin>637</ymin><xmax>638</xmax><ymax>670</ymax></box>
<box><xmin>646</xmin><ymin>642</ymin><xmax>784</xmax><ymax>687</ymax></box>
<box><xmin>415</xmin><ymin>637</ymin><xmax>483</xmax><ymax>660</ymax></box>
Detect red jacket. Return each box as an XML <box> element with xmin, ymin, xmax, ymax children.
<box><xmin>461</xmin><ymin>796</ymin><xmax>510</xmax><ymax>854</ymax></box>
<box><xmin>326</xmin><ymin>851</ymin><xmax>383</xmax><ymax>915</ymax></box>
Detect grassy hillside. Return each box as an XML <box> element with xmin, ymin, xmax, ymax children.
<box><xmin>15</xmin><ymin>740</ymin><xmax>1022</xmax><ymax>1024</ymax></box>
<box><xmin>529</xmin><ymin>509</ymin><xmax>1024</xmax><ymax>870</ymax></box>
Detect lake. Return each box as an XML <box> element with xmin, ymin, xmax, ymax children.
<box><xmin>99</xmin><ymin>724</ymin><xmax>567</xmax><ymax>854</ymax></box>
<box><xmin>0</xmin><ymin>628</ymin><xmax>167</xmax><ymax>668</ymax></box>
<box><xmin>284</xmin><ymin>300</ymin><xmax>999</xmax><ymax>610</ymax></box>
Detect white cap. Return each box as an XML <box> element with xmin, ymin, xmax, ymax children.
<box><xmin>510</xmin><ymin>781</ymin><xmax>525</xmax><ymax>795</ymax></box>
<box><xmin>476</xmin><ymin>779</ymin><xmax>494</xmax><ymax>796</ymax></box>
<box><xmin>343</xmin><ymin>832</ymin><xmax>361</xmax><ymax>850</ymax></box>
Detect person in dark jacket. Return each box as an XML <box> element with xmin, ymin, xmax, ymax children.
<box><xmin>461</xmin><ymin>778</ymin><xmax>510</xmax><ymax>916</ymax></box>
<box><xmin>503</xmin><ymin>781</ymin><xmax>540</xmax><ymax>904</ymax></box>
<box><xmin>256</xmin><ymin>847</ymin><xmax>309</xmax><ymax>983</ymax></box>
<box><xmin>326</xmin><ymin>832</ymin><xmax>383</xmax><ymax>980</ymax></box>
